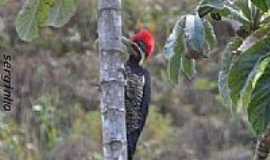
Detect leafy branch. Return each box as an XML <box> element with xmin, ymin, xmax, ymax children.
<box><xmin>164</xmin><ymin>0</ymin><xmax>270</xmax><ymax>137</ymax></box>
<box><xmin>16</xmin><ymin>0</ymin><xmax>79</xmax><ymax>42</ymax></box>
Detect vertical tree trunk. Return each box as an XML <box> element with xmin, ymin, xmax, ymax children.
<box><xmin>254</xmin><ymin>130</ymin><xmax>270</xmax><ymax>160</ymax></box>
<box><xmin>98</xmin><ymin>0</ymin><xmax>127</xmax><ymax>159</ymax></box>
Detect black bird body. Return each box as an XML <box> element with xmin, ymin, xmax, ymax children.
<box><xmin>124</xmin><ymin>55</ymin><xmax>151</xmax><ymax>160</ymax></box>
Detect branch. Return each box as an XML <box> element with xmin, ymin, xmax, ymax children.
<box><xmin>254</xmin><ymin>128</ymin><xmax>270</xmax><ymax>160</ymax></box>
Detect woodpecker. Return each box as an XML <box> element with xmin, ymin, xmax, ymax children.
<box><xmin>124</xmin><ymin>29</ymin><xmax>155</xmax><ymax>160</ymax></box>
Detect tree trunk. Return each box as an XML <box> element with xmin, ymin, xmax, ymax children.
<box><xmin>254</xmin><ymin>129</ymin><xmax>270</xmax><ymax>160</ymax></box>
<box><xmin>98</xmin><ymin>0</ymin><xmax>127</xmax><ymax>159</ymax></box>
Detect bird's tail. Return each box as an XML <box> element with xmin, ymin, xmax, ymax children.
<box><xmin>127</xmin><ymin>130</ymin><xmax>141</xmax><ymax>160</ymax></box>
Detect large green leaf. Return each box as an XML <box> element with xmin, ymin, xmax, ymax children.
<box><xmin>251</xmin><ymin>0</ymin><xmax>268</xmax><ymax>12</ymax></box>
<box><xmin>197</xmin><ymin>0</ymin><xmax>225</xmax><ymax>17</ymax></box>
<box><xmin>16</xmin><ymin>0</ymin><xmax>40</xmax><ymax>41</ymax></box>
<box><xmin>221</xmin><ymin>6</ymin><xmax>250</xmax><ymax>27</ymax></box>
<box><xmin>235</xmin><ymin>0</ymin><xmax>252</xmax><ymax>20</ymax></box>
<box><xmin>47</xmin><ymin>0</ymin><xmax>79</xmax><ymax>27</ymax></box>
<box><xmin>239</xmin><ymin>54</ymin><xmax>270</xmax><ymax>111</ymax></box>
<box><xmin>248</xmin><ymin>62</ymin><xmax>270</xmax><ymax>135</ymax></box>
<box><xmin>16</xmin><ymin>0</ymin><xmax>54</xmax><ymax>41</ymax></box>
<box><xmin>38</xmin><ymin>0</ymin><xmax>55</xmax><ymax>26</ymax></box>
<box><xmin>218</xmin><ymin>38</ymin><xmax>242</xmax><ymax>109</ymax></box>
<box><xmin>167</xmin><ymin>47</ymin><xmax>182</xmax><ymax>84</ymax></box>
<box><xmin>203</xmin><ymin>20</ymin><xmax>217</xmax><ymax>50</ymax></box>
<box><xmin>228</xmin><ymin>37</ymin><xmax>270</xmax><ymax>106</ymax></box>
<box><xmin>184</xmin><ymin>14</ymin><xmax>206</xmax><ymax>59</ymax></box>
<box><xmin>167</xmin><ymin>29</ymin><xmax>185</xmax><ymax>84</ymax></box>
<box><xmin>251</xmin><ymin>4</ymin><xmax>264</xmax><ymax>31</ymax></box>
<box><xmin>164</xmin><ymin>16</ymin><xmax>186</xmax><ymax>59</ymax></box>
<box><xmin>181</xmin><ymin>55</ymin><xmax>196</xmax><ymax>80</ymax></box>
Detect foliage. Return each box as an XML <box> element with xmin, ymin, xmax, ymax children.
<box><xmin>16</xmin><ymin>0</ymin><xmax>79</xmax><ymax>41</ymax></box>
<box><xmin>197</xmin><ymin>0</ymin><xmax>224</xmax><ymax>18</ymax></box>
<box><xmin>47</xmin><ymin>0</ymin><xmax>79</xmax><ymax>27</ymax></box>
<box><xmin>225</xmin><ymin>32</ymin><xmax>270</xmax><ymax>135</ymax></box>
<box><xmin>228</xmin><ymin>37</ymin><xmax>270</xmax><ymax>107</ymax></box>
<box><xmin>16</xmin><ymin>0</ymin><xmax>45</xmax><ymax>42</ymax></box>
<box><xmin>248</xmin><ymin>60</ymin><xmax>270</xmax><ymax>134</ymax></box>
<box><xmin>164</xmin><ymin>14</ymin><xmax>215</xmax><ymax>83</ymax></box>
<box><xmin>218</xmin><ymin>37</ymin><xmax>243</xmax><ymax>110</ymax></box>
<box><xmin>184</xmin><ymin>14</ymin><xmax>206</xmax><ymax>59</ymax></box>
<box><xmin>198</xmin><ymin>0</ymin><xmax>269</xmax><ymax>36</ymax></box>
<box><xmin>165</xmin><ymin>17</ymin><xmax>185</xmax><ymax>83</ymax></box>
<box><xmin>164</xmin><ymin>0</ymin><xmax>270</xmax><ymax>135</ymax></box>
<box><xmin>251</xmin><ymin>0</ymin><xmax>270</xmax><ymax>12</ymax></box>
<box><xmin>219</xmin><ymin>1</ymin><xmax>270</xmax><ymax>136</ymax></box>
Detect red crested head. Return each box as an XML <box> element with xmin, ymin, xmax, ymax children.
<box><xmin>131</xmin><ymin>29</ymin><xmax>155</xmax><ymax>60</ymax></box>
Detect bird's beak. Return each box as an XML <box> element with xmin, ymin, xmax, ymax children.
<box><xmin>121</xmin><ymin>36</ymin><xmax>146</xmax><ymax>64</ymax></box>
<box><xmin>132</xmin><ymin>43</ymin><xmax>146</xmax><ymax>65</ymax></box>
<box><xmin>139</xmin><ymin>50</ymin><xmax>146</xmax><ymax>65</ymax></box>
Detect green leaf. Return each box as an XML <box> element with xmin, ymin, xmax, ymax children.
<box><xmin>184</xmin><ymin>14</ymin><xmax>206</xmax><ymax>59</ymax></box>
<box><xmin>185</xmin><ymin>15</ymin><xmax>205</xmax><ymax>51</ymax></box>
<box><xmin>218</xmin><ymin>38</ymin><xmax>243</xmax><ymax>109</ymax></box>
<box><xmin>16</xmin><ymin>0</ymin><xmax>54</xmax><ymax>41</ymax></box>
<box><xmin>251</xmin><ymin>0</ymin><xmax>268</xmax><ymax>12</ymax></box>
<box><xmin>251</xmin><ymin>4</ymin><xmax>264</xmax><ymax>30</ymax></box>
<box><xmin>167</xmin><ymin>29</ymin><xmax>185</xmax><ymax>84</ymax></box>
<box><xmin>203</xmin><ymin>20</ymin><xmax>217</xmax><ymax>49</ymax></box>
<box><xmin>240</xmin><ymin>55</ymin><xmax>270</xmax><ymax>112</ymax></box>
<box><xmin>197</xmin><ymin>0</ymin><xmax>225</xmax><ymax>17</ymax></box>
<box><xmin>38</xmin><ymin>0</ymin><xmax>55</xmax><ymax>26</ymax></box>
<box><xmin>16</xmin><ymin>0</ymin><xmax>40</xmax><ymax>41</ymax></box>
<box><xmin>235</xmin><ymin>0</ymin><xmax>252</xmax><ymax>20</ymax></box>
<box><xmin>248</xmin><ymin>62</ymin><xmax>270</xmax><ymax>135</ymax></box>
<box><xmin>47</xmin><ymin>0</ymin><xmax>79</xmax><ymax>28</ymax></box>
<box><xmin>164</xmin><ymin>16</ymin><xmax>186</xmax><ymax>59</ymax></box>
<box><xmin>167</xmin><ymin>48</ymin><xmax>182</xmax><ymax>84</ymax></box>
<box><xmin>181</xmin><ymin>55</ymin><xmax>196</xmax><ymax>80</ymax></box>
<box><xmin>222</xmin><ymin>6</ymin><xmax>250</xmax><ymax>27</ymax></box>
<box><xmin>228</xmin><ymin>37</ymin><xmax>270</xmax><ymax>106</ymax></box>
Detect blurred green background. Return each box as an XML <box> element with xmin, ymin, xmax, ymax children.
<box><xmin>0</xmin><ymin>0</ymin><xmax>255</xmax><ymax>159</ymax></box>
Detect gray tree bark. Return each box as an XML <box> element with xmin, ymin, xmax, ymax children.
<box><xmin>98</xmin><ymin>0</ymin><xmax>127</xmax><ymax>159</ymax></box>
